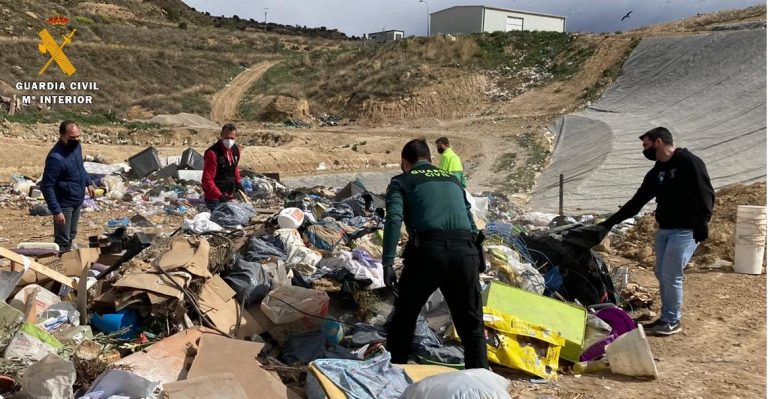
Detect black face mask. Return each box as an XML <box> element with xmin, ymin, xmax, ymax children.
<box><xmin>437</xmin><ymin>147</ymin><xmax>445</xmax><ymax>154</ymax></box>
<box><xmin>642</xmin><ymin>146</ymin><xmax>657</xmax><ymax>161</ymax></box>
<box><xmin>65</xmin><ymin>139</ymin><xmax>80</xmax><ymax>151</ymax></box>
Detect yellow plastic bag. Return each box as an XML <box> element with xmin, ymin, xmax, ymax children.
<box><xmin>482</xmin><ymin>306</ymin><xmax>565</xmax><ymax>380</ymax></box>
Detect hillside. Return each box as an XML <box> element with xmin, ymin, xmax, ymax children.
<box><xmin>239</xmin><ymin>31</ymin><xmax>602</xmax><ymax>122</ymax></box>
<box><xmin>0</xmin><ymin>0</ymin><xmax>353</xmax><ymax>120</ymax></box>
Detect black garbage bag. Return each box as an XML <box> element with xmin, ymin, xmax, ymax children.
<box><xmin>523</xmin><ymin>224</ymin><xmax>616</xmax><ymax>306</ymax></box>
<box><xmin>245</xmin><ymin>236</ymin><xmax>286</xmax><ymax>262</ymax></box>
<box><xmin>223</xmin><ymin>259</ymin><xmax>274</xmax><ymax>306</ymax></box>
<box><xmin>29</xmin><ymin>204</ymin><xmax>52</xmax><ymax>216</ymax></box>
<box><xmin>383</xmin><ymin>313</ymin><xmax>465</xmax><ymax>364</ymax></box>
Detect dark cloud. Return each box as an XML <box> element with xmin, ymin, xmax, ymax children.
<box><xmin>183</xmin><ymin>0</ymin><xmax>765</xmax><ymax>36</ymax></box>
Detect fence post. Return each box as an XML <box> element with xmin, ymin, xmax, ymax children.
<box><xmin>559</xmin><ymin>174</ymin><xmax>564</xmax><ymax>216</ymax></box>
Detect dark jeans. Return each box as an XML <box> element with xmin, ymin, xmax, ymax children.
<box><xmin>206</xmin><ymin>200</ymin><xmax>220</xmax><ymax>212</ymax></box>
<box><xmin>386</xmin><ymin>235</ymin><xmax>489</xmax><ymax>369</ymax></box>
<box><xmin>54</xmin><ymin>207</ymin><xmax>80</xmax><ymax>252</ymax></box>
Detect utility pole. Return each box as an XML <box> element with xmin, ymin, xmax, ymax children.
<box><xmin>264</xmin><ymin>8</ymin><xmax>269</xmax><ymax>26</ymax></box>
<box><xmin>419</xmin><ymin>0</ymin><xmax>430</xmax><ymax>36</ymax></box>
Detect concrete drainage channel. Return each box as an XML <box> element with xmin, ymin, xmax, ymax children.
<box><xmin>531</xmin><ymin>29</ymin><xmax>767</xmax><ymax>214</ymax></box>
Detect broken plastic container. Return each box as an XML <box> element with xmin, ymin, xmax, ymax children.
<box><xmin>579</xmin><ymin>306</ymin><xmax>636</xmax><ymax>362</ymax></box>
<box><xmin>605</xmin><ymin>324</ymin><xmax>658</xmax><ymax>379</ymax></box>
<box><xmin>277</xmin><ymin>207</ymin><xmax>305</xmax><ymax>229</ymax></box>
<box><xmin>90</xmin><ymin>309</ymin><xmax>140</xmax><ymax>339</ymax></box>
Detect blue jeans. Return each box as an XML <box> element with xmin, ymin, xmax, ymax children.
<box><xmin>54</xmin><ymin>207</ymin><xmax>81</xmax><ymax>252</ymax></box>
<box><xmin>654</xmin><ymin>229</ymin><xmax>698</xmax><ymax>323</ymax></box>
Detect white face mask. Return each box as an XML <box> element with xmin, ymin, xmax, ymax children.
<box><xmin>222</xmin><ymin>139</ymin><xmax>235</xmax><ymax>149</ymax></box>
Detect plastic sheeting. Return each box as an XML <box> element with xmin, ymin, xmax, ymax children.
<box><xmin>311</xmin><ymin>353</ymin><xmax>411</xmax><ymax>399</ymax></box>
<box><xmin>532</xmin><ymin>30</ymin><xmax>766</xmax><ymax>213</ymax></box>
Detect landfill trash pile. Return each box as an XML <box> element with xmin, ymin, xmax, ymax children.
<box><xmin>609</xmin><ymin>182</ymin><xmax>767</xmax><ymax>268</ymax></box>
<box><xmin>0</xmin><ymin>151</ymin><xmax>668</xmax><ymax>397</ymax></box>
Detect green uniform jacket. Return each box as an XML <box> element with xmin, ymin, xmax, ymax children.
<box><xmin>382</xmin><ymin>160</ymin><xmax>477</xmax><ymax>266</ymax></box>
<box><xmin>438</xmin><ymin>147</ymin><xmax>467</xmax><ymax>187</ymax></box>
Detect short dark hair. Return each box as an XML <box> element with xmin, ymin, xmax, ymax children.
<box><xmin>221</xmin><ymin>123</ymin><xmax>237</xmax><ymax>134</ymax></box>
<box><xmin>59</xmin><ymin>120</ymin><xmax>77</xmax><ymax>135</ymax></box>
<box><xmin>435</xmin><ymin>137</ymin><xmax>449</xmax><ymax>146</ymax></box>
<box><xmin>639</xmin><ymin>127</ymin><xmax>673</xmax><ymax>145</ymax></box>
<box><xmin>401</xmin><ymin>139</ymin><xmax>431</xmax><ymax>164</ymax></box>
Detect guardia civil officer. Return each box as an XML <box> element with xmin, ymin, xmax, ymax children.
<box><xmin>382</xmin><ymin>139</ymin><xmax>488</xmax><ymax>369</ymax></box>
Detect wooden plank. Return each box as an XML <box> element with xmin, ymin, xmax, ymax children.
<box><xmin>0</xmin><ymin>248</ymin><xmax>76</xmax><ymax>289</ymax></box>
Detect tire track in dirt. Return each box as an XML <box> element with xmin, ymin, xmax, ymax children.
<box><xmin>209</xmin><ymin>60</ymin><xmax>280</xmax><ymax>123</ymax></box>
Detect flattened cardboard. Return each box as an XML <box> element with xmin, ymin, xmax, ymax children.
<box><xmin>163</xmin><ymin>372</ymin><xmax>249</xmax><ymax>399</ymax></box>
<box><xmin>197</xmin><ymin>276</ymin><xmax>262</xmax><ymax>338</ymax></box>
<box><xmin>156</xmin><ymin>237</ymin><xmax>212</xmax><ymax>279</ymax></box>
<box><xmin>113</xmin><ymin>273</ymin><xmax>186</xmax><ymax>300</ymax></box>
<box><xmin>112</xmin><ymin>328</ymin><xmax>203</xmax><ymax>385</ymax></box>
<box><xmin>187</xmin><ymin>334</ymin><xmax>300</xmax><ymax>399</ymax></box>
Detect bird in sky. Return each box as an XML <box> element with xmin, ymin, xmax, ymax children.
<box><xmin>621</xmin><ymin>11</ymin><xmax>632</xmax><ymax>21</ymax></box>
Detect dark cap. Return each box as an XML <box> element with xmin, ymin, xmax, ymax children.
<box><xmin>638</xmin><ymin>127</ymin><xmax>673</xmax><ymax>145</ymax></box>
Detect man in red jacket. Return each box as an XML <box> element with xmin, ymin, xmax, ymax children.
<box><xmin>202</xmin><ymin>123</ymin><xmax>243</xmax><ymax>211</ymax></box>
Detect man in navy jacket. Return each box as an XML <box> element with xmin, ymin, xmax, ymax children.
<box><xmin>41</xmin><ymin>121</ymin><xmax>95</xmax><ymax>251</ymax></box>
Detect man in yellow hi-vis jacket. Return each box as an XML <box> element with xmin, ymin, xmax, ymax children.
<box><xmin>435</xmin><ymin>137</ymin><xmax>466</xmax><ymax>187</ymax></box>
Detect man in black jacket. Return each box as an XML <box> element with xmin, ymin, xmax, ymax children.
<box><xmin>598</xmin><ymin>127</ymin><xmax>714</xmax><ymax>336</ymax></box>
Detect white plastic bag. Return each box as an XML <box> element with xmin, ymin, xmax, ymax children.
<box><xmin>485</xmin><ymin>245</ymin><xmax>545</xmax><ymax>294</ymax></box>
<box><xmin>400</xmin><ymin>369</ymin><xmax>511</xmax><ymax>399</ymax></box>
<box><xmin>103</xmin><ymin>175</ymin><xmax>126</xmax><ymax>201</ymax></box>
<box><xmin>464</xmin><ymin>190</ymin><xmax>488</xmax><ymax>221</ymax></box>
<box><xmin>182</xmin><ymin>212</ymin><xmax>223</xmax><ymax>234</ymax></box>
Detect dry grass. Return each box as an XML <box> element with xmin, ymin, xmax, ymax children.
<box><xmin>0</xmin><ymin>0</ymin><xmax>350</xmax><ymax>119</ymax></box>
<box><xmin>240</xmin><ymin>31</ymin><xmax>589</xmax><ymax>119</ymax></box>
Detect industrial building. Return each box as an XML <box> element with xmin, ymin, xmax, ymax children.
<box><xmin>367</xmin><ymin>30</ymin><xmax>405</xmax><ymax>43</ymax></box>
<box><xmin>430</xmin><ymin>6</ymin><xmax>566</xmax><ymax>35</ymax></box>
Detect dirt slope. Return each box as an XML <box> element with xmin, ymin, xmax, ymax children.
<box><xmin>210</xmin><ymin>61</ymin><xmax>281</xmax><ymax>123</ymax></box>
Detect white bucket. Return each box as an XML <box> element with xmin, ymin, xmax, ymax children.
<box><xmin>734</xmin><ymin>205</ymin><xmax>767</xmax><ymax>275</ymax></box>
<box><xmin>605</xmin><ymin>324</ymin><xmax>658</xmax><ymax>379</ymax></box>
<box><xmin>277</xmin><ymin>207</ymin><xmax>305</xmax><ymax>229</ymax></box>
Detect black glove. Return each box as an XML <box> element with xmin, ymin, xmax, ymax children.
<box><xmin>383</xmin><ymin>264</ymin><xmax>397</xmax><ymax>290</ymax></box>
<box><xmin>219</xmin><ymin>194</ymin><xmax>232</xmax><ymax>203</ymax></box>
<box><xmin>694</xmin><ymin>225</ymin><xmax>708</xmax><ymax>243</ymax></box>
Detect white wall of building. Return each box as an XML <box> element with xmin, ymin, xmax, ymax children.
<box><xmin>430</xmin><ymin>6</ymin><xmax>565</xmax><ymax>35</ymax></box>
<box><xmin>430</xmin><ymin>7</ymin><xmax>483</xmax><ymax>36</ymax></box>
<box><xmin>483</xmin><ymin>8</ymin><xmax>565</xmax><ymax>32</ymax></box>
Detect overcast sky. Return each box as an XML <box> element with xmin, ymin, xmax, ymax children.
<box><xmin>182</xmin><ymin>0</ymin><xmax>765</xmax><ymax>37</ymax></box>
